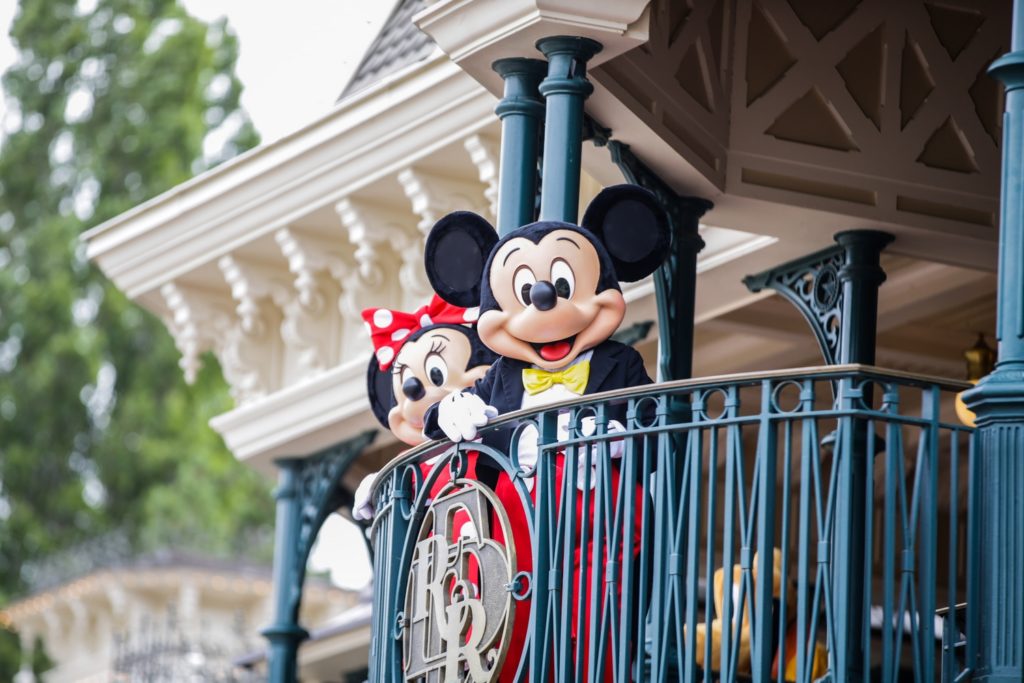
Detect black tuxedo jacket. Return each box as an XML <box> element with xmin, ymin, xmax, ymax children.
<box><xmin>423</xmin><ymin>340</ymin><xmax>652</xmax><ymax>442</ymax></box>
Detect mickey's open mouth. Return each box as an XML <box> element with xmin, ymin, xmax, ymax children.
<box><xmin>530</xmin><ymin>335</ymin><xmax>576</xmax><ymax>363</ymax></box>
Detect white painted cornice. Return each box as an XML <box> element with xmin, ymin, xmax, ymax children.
<box><xmin>414</xmin><ymin>0</ymin><xmax>653</xmax><ymax>96</ymax></box>
<box><xmin>208</xmin><ymin>356</ymin><xmax>395</xmax><ymax>475</ymax></box>
<box><xmin>83</xmin><ymin>53</ymin><xmax>494</xmax><ymax>301</ymax></box>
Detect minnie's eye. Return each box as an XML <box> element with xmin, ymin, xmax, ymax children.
<box><xmin>513</xmin><ymin>266</ymin><xmax>536</xmax><ymax>307</ymax></box>
<box><xmin>551</xmin><ymin>259</ymin><xmax>575</xmax><ymax>299</ymax></box>
<box><xmin>424</xmin><ymin>354</ymin><xmax>448</xmax><ymax>387</ymax></box>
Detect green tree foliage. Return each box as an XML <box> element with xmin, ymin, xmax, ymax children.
<box><xmin>0</xmin><ymin>0</ymin><xmax>271</xmax><ymax>675</ymax></box>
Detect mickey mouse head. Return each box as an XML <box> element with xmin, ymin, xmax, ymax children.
<box><xmin>424</xmin><ymin>185</ymin><xmax>670</xmax><ymax>371</ymax></box>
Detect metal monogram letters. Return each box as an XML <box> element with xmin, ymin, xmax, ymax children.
<box><xmin>403</xmin><ymin>478</ymin><xmax>515</xmax><ymax>683</ymax></box>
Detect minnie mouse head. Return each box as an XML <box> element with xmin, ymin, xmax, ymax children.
<box><xmin>364</xmin><ymin>296</ymin><xmax>496</xmax><ymax>445</ymax></box>
<box><xmin>423</xmin><ymin>184</ymin><xmax>669</xmax><ymax>371</ymax></box>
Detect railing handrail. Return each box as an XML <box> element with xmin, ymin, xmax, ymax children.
<box><xmin>371</xmin><ymin>363</ymin><xmax>971</xmax><ymax>494</ymax></box>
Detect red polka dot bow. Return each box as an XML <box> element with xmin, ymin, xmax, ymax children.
<box><xmin>362</xmin><ymin>294</ymin><xmax>479</xmax><ymax>370</ymax></box>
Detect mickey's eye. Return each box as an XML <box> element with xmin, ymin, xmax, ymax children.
<box><xmin>424</xmin><ymin>354</ymin><xmax>448</xmax><ymax>387</ymax></box>
<box><xmin>513</xmin><ymin>266</ymin><xmax>537</xmax><ymax>307</ymax></box>
<box><xmin>551</xmin><ymin>259</ymin><xmax>575</xmax><ymax>299</ymax></box>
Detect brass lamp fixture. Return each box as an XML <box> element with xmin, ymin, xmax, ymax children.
<box><xmin>955</xmin><ymin>333</ymin><xmax>997</xmax><ymax>427</ymax></box>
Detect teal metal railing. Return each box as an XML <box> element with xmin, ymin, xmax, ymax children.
<box><xmin>368</xmin><ymin>365</ymin><xmax>975</xmax><ymax>683</ymax></box>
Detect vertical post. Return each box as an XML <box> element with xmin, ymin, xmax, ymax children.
<box><xmin>655</xmin><ymin>199</ymin><xmax>712</xmax><ymax>382</ymax></box>
<box><xmin>835</xmin><ymin>230</ymin><xmax>894</xmax><ymax>365</ymax></box>
<box><xmin>605</xmin><ymin>141</ymin><xmax>712</xmax><ymax>381</ymax></box>
<box><xmin>832</xmin><ymin>229</ymin><xmax>892</xmax><ymax>682</ymax></box>
<box><xmin>963</xmin><ymin>6</ymin><xmax>1024</xmax><ymax>679</ymax></box>
<box><xmin>263</xmin><ymin>460</ymin><xmax>309</xmax><ymax>683</ymax></box>
<box><xmin>493</xmin><ymin>58</ymin><xmax>546</xmax><ymax>237</ymax></box>
<box><xmin>536</xmin><ymin>36</ymin><xmax>602</xmax><ymax>223</ymax></box>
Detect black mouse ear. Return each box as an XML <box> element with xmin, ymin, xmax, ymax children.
<box><xmin>424</xmin><ymin>212</ymin><xmax>498</xmax><ymax>308</ymax></box>
<box><xmin>366</xmin><ymin>356</ymin><xmax>396</xmax><ymax>430</ymax></box>
<box><xmin>581</xmin><ymin>184</ymin><xmax>671</xmax><ymax>282</ymax></box>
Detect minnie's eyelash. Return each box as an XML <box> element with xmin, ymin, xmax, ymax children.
<box><xmin>429</xmin><ymin>340</ymin><xmax>447</xmax><ymax>355</ymax></box>
<box><xmin>391</xmin><ymin>362</ymin><xmax>408</xmax><ymax>376</ymax></box>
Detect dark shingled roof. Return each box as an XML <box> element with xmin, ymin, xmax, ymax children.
<box><xmin>341</xmin><ymin>0</ymin><xmax>435</xmax><ymax>99</ymax></box>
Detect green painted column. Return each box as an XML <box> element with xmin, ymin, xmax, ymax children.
<box><xmin>654</xmin><ymin>199</ymin><xmax>712</xmax><ymax>382</ymax></box>
<box><xmin>605</xmin><ymin>139</ymin><xmax>711</xmax><ymax>381</ymax></box>
<box><xmin>835</xmin><ymin>231</ymin><xmax>893</xmax><ymax>366</ymax></box>
<box><xmin>831</xmin><ymin>230</ymin><xmax>892</xmax><ymax>683</ymax></box>
<box><xmin>963</xmin><ymin>5</ymin><xmax>1024</xmax><ymax>679</ymax></box>
<box><xmin>536</xmin><ymin>36</ymin><xmax>602</xmax><ymax>223</ymax></box>
<box><xmin>493</xmin><ymin>58</ymin><xmax>546</xmax><ymax>237</ymax></box>
<box><xmin>263</xmin><ymin>459</ymin><xmax>309</xmax><ymax>683</ymax></box>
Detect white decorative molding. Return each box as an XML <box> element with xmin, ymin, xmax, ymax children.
<box><xmin>209</xmin><ymin>356</ymin><xmax>386</xmax><ymax>475</ymax></box>
<box><xmin>81</xmin><ymin>55</ymin><xmax>501</xmax><ymax>463</ymax></box>
<box><xmin>414</xmin><ymin>0</ymin><xmax>654</xmax><ymax>98</ymax></box>
<box><xmin>159</xmin><ymin>281</ymin><xmax>232</xmax><ymax>385</ymax></box>
<box><xmin>160</xmin><ymin>280</ymin><xmax>277</xmax><ymax>405</ymax></box>
<box><xmin>275</xmin><ymin>227</ymin><xmax>349</xmax><ymax>380</ymax></box>
<box><xmin>463</xmin><ymin>134</ymin><xmax>500</xmax><ymax>218</ymax></box>
<box><xmin>397</xmin><ymin>167</ymin><xmax>493</xmax><ymax>306</ymax></box>
<box><xmin>335</xmin><ymin>197</ymin><xmax>418</xmax><ymax>314</ymax></box>
<box><xmin>217</xmin><ymin>255</ymin><xmax>291</xmax><ymax>337</ymax></box>
<box><xmin>83</xmin><ymin>55</ymin><xmax>496</xmax><ymax>300</ymax></box>
<box><xmin>335</xmin><ymin>198</ymin><xmax>405</xmax><ymax>287</ymax></box>
<box><xmin>274</xmin><ymin>227</ymin><xmax>350</xmax><ymax>312</ymax></box>
<box><xmin>217</xmin><ymin>254</ymin><xmax>290</xmax><ymax>399</ymax></box>
<box><xmin>398</xmin><ymin>167</ymin><xmax>490</xmax><ymax>233</ymax></box>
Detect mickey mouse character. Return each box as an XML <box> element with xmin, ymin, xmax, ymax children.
<box><xmin>422</xmin><ymin>184</ymin><xmax>670</xmax><ymax>679</ymax></box>
<box><xmin>422</xmin><ymin>184</ymin><xmax>669</xmax><ymax>441</ymax></box>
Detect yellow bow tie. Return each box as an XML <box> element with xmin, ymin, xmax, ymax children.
<box><xmin>522</xmin><ymin>360</ymin><xmax>590</xmax><ymax>396</ymax></box>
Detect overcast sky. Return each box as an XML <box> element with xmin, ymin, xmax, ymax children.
<box><xmin>0</xmin><ymin>0</ymin><xmax>397</xmax><ymax>143</ymax></box>
<box><xmin>0</xmin><ymin>0</ymin><xmax>401</xmax><ymax>590</ymax></box>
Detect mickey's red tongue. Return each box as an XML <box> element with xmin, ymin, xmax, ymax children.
<box><xmin>539</xmin><ymin>340</ymin><xmax>572</xmax><ymax>362</ymax></box>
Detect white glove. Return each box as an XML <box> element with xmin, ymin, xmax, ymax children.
<box><xmin>515</xmin><ymin>416</ymin><xmax>627</xmax><ymax>491</ymax></box>
<box><xmin>353</xmin><ymin>472</ymin><xmax>378</xmax><ymax>521</ymax></box>
<box><xmin>436</xmin><ymin>391</ymin><xmax>498</xmax><ymax>442</ymax></box>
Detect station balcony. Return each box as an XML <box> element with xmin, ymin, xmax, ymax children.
<box><xmin>366</xmin><ymin>364</ymin><xmax>974</xmax><ymax>683</ymax></box>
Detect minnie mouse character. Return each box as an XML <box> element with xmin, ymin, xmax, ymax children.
<box><xmin>363</xmin><ymin>295</ymin><xmax>496</xmax><ymax>446</ymax></box>
<box><xmin>422</xmin><ymin>184</ymin><xmax>669</xmax><ymax>441</ymax></box>
<box><xmin>359</xmin><ymin>296</ymin><xmax>532</xmax><ymax>683</ymax></box>
<box><xmin>354</xmin><ymin>295</ymin><xmax>496</xmax><ymax>520</ymax></box>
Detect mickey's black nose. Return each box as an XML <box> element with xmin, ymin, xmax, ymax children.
<box><xmin>402</xmin><ymin>376</ymin><xmax>426</xmax><ymax>401</ymax></box>
<box><xmin>530</xmin><ymin>280</ymin><xmax>557</xmax><ymax>311</ymax></box>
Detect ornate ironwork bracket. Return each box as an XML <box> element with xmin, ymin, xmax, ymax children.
<box><xmin>744</xmin><ymin>246</ymin><xmax>846</xmax><ymax>365</ymax></box>
<box><xmin>743</xmin><ymin>231</ymin><xmax>892</xmax><ymax>366</ymax></box>
<box><xmin>264</xmin><ymin>429</ymin><xmax>376</xmax><ymax>683</ymax></box>
<box><xmin>287</xmin><ymin>430</ymin><xmax>376</xmax><ymax>619</ymax></box>
<box><xmin>589</xmin><ymin>119</ymin><xmax>712</xmax><ymax>382</ymax></box>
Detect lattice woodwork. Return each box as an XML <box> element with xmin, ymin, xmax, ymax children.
<box><xmin>592</xmin><ymin>0</ymin><xmax>736</xmax><ymax>189</ymax></box>
<box><xmin>731</xmin><ymin>0</ymin><xmax>1006</xmax><ymax>234</ymax></box>
<box><xmin>595</xmin><ymin>0</ymin><xmax>1008</xmax><ymax>238</ymax></box>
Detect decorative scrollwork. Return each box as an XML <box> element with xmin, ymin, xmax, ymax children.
<box><xmin>282</xmin><ymin>430</ymin><xmax>377</xmax><ymax>623</ymax></box>
<box><xmin>744</xmin><ymin>246</ymin><xmax>846</xmax><ymax>366</ymax></box>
